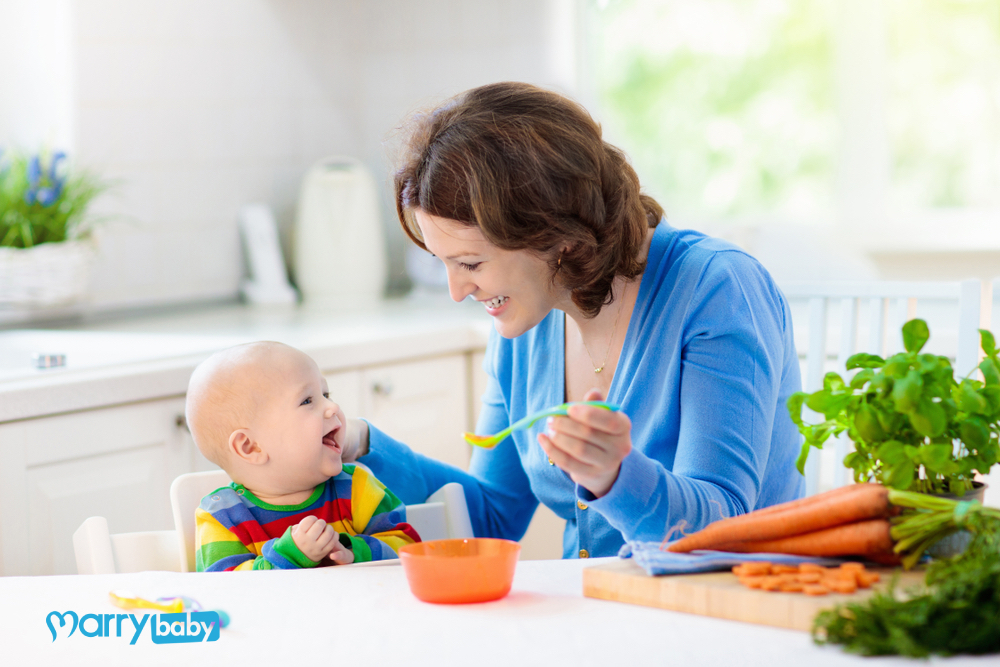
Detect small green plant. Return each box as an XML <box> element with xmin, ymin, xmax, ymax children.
<box><xmin>0</xmin><ymin>149</ymin><xmax>109</xmax><ymax>248</ymax></box>
<box><xmin>789</xmin><ymin>319</ymin><xmax>1000</xmax><ymax>496</ymax></box>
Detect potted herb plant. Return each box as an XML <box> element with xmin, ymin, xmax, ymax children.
<box><xmin>788</xmin><ymin>318</ymin><xmax>1000</xmax><ymax>497</ymax></box>
<box><xmin>0</xmin><ymin>149</ymin><xmax>109</xmax><ymax>308</ymax></box>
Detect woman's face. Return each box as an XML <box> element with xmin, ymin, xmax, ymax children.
<box><xmin>414</xmin><ymin>209</ymin><xmax>565</xmax><ymax>339</ymax></box>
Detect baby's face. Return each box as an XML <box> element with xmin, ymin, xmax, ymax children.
<box><xmin>251</xmin><ymin>347</ymin><xmax>346</xmax><ymax>493</ymax></box>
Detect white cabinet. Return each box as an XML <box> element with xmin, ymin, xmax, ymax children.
<box><xmin>0</xmin><ymin>398</ymin><xmax>197</xmax><ymax>575</ymax></box>
<box><xmin>361</xmin><ymin>354</ymin><xmax>471</xmax><ymax>469</ymax></box>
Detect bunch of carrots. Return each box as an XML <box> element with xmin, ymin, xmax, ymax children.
<box><xmin>666</xmin><ymin>483</ymin><xmax>901</xmax><ymax>562</ymax></box>
<box><xmin>665</xmin><ymin>483</ymin><xmax>1000</xmax><ymax>568</ymax></box>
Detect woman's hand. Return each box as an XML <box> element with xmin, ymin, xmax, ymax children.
<box><xmin>537</xmin><ymin>389</ymin><xmax>632</xmax><ymax>498</ymax></box>
<box><xmin>340</xmin><ymin>418</ymin><xmax>370</xmax><ymax>463</ymax></box>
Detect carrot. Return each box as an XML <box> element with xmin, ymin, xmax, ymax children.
<box><xmin>666</xmin><ymin>484</ymin><xmax>890</xmax><ymax>553</ymax></box>
<box><xmin>732</xmin><ymin>483</ymin><xmax>862</xmax><ymax>519</ymax></box>
<box><xmin>713</xmin><ymin>518</ymin><xmax>895</xmax><ymax>558</ymax></box>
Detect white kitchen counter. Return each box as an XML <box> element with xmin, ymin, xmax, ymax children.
<box><xmin>0</xmin><ymin>296</ymin><xmax>492</xmax><ymax>423</ymax></box>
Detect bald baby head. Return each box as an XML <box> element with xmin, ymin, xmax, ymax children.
<box><xmin>185</xmin><ymin>341</ymin><xmax>297</xmax><ymax>466</ymax></box>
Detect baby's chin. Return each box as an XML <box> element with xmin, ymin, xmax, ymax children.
<box><xmin>321</xmin><ymin>459</ymin><xmax>344</xmax><ymax>479</ymax></box>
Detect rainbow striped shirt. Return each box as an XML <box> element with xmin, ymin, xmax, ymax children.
<box><xmin>195</xmin><ymin>464</ymin><xmax>419</xmax><ymax>571</ymax></box>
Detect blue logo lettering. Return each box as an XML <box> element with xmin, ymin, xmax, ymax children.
<box><xmin>151</xmin><ymin>612</ymin><xmax>220</xmax><ymax>644</ymax></box>
<box><xmin>46</xmin><ymin>611</ymin><xmax>78</xmax><ymax>642</ymax></box>
<box><xmin>46</xmin><ymin>610</ymin><xmax>220</xmax><ymax>644</ymax></box>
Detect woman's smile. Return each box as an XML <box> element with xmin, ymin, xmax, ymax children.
<box><xmin>481</xmin><ymin>295</ymin><xmax>509</xmax><ymax>314</ymax></box>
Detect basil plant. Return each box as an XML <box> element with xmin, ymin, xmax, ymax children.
<box><xmin>789</xmin><ymin>319</ymin><xmax>1000</xmax><ymax>496</ymax></box>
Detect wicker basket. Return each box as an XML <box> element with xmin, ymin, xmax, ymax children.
<box><xmin>0</xmin><ymin>240</ymin><xmax>97</xmax><ymax>307</ymax></box>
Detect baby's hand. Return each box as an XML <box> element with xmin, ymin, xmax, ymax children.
<box><xmin>325</xmin><ymin>536</ymin><xmax>355</xmax><ymax>566</ymax></box>
<box><xmin>291</xmin><ymin>515</ymin><xmax>336</xmax><ymax>563</ymax></box>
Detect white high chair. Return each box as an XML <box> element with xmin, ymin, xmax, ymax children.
<box><xmin>781</xmin><ymin>279</ymin><xmax>988</xmax><ymax>497</ymax></box>
<box><xmin>74</xmin><ymin>468</ymin><xmax>474</xmax><ymax>575</ymax></box>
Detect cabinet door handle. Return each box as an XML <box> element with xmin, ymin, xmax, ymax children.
<box><xmin>371</xmin><ymin>381</ymin><xmax>393</xmax><ymax>397</ymax></box>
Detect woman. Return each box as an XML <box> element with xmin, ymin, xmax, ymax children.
<box><xmin>343</xmin><ymin>81</ymin><xmax>803</xmax><ymax>559</ymax></box>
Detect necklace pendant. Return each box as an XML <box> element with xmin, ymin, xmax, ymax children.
<box><xmin>594</xmin><ymin>366</ymin><xmax>603</xmax><ymax>374</ymax></box>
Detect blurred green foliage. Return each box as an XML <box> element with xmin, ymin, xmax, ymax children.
<box><xmin>594</xmin><ymin>0</ymin><xmax>836</xmax><ymax>220</ymax></box>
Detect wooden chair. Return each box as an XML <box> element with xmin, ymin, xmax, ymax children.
<box><xmin>781</xmin><ymin>279</ymin><xmax>986</xmax><ymax>496</ymax></box>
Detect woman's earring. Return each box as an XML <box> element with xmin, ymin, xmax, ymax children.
<box><xmin>557</xmin><ymin>256</ymin><xmax>562</xmax><ymax>269</ymax></box>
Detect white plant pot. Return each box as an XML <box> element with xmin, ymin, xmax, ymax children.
<box><xmin>0</xmin><ymin>240</ymin><xmax>97</xmax><ymax>308</ymax></box>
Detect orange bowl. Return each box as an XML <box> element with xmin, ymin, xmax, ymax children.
<box><xmin>398</xmin><ymin>538</ymin><xmax>520</xmax><ymax>604</ymax></box>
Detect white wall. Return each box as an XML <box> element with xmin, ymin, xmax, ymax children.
<box><xmin>0</xmin><ymin>0</ymin><xmax>74</xmax><ymax>150</ymax></box>
<box><xmin>1</xmin><ymin>0</ymin><xmax>576</xmax><ymax>311</ymax></box>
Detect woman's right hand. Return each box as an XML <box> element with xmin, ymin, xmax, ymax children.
<box><xmin>340</xmin><ymin>418</ymin><xmax>370</xmax><ymax>462</ymax></box>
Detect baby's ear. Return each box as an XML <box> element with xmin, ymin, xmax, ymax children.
<box><xmin>229</xmin><ymin>429</ymin><xmax>266</xmax><ymax>464</ymax></box>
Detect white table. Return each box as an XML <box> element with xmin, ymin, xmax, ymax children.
<box><xmin>0</xmin><ymin>558</ymin><xmax>984</xmax><ymax>666</ymax></box>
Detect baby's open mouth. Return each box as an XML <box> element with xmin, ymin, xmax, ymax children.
<box><xmin>322</xmin><ymin>427</ymin><xmax>341</xmax><ymax>452</ymax></box>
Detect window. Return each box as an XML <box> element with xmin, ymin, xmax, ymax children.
<box><xmin>588</xmin><ymin>0</ymin><xmax>1000</xmax><ymax>245</ymax></box>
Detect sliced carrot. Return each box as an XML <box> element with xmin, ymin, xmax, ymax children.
<box><xmin>799</xmin><ymin>563</ymin><xmax>826</xmax><ymax>573</ymax></box>
<box><xmin>840</xmin><ymin>562</ymin><xmax>866</xmax><ymax>572</ymax></box>
<box><xmin>771</xmin><ymin>564</ymin><xmax>799</xmax><ymax>574</ymax></box>
<box><xmin>797</xmin><ymin>571</ymin><xmax>822</xmax><ymax>584</ymax></box>
<box><xmin>666</xmin><ymin>484</ymin><xmax>891</xmax><ymax>553</ymax></box>
<box><xmin>827</xmin><ymin>579</ymin><xmax>858</xmax><ymax>594</ymax></box>
<box><xmin>803</xmin><ymin>584</ymin><xmax>830</xmax><ymax>596</ymax></box>
<box><xmin>739</xmin><ymin>562</ymin><xmax>773</xmax><ymax>576</ymax></box>
<box><xmin>779</xmin><ymin>581</ymin><xmax>805</xmax><ymax>592</ymax></box>
<box><xmin>760</xmin><ymin>576</ymin><xmax>783</xmax><ymax>591</ymax></box>
<box><xmin>857</xmin><ymin>572</ymin><xmax>880</xmax><ymax>587</ymax></box>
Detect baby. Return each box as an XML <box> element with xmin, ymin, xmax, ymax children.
<box><xmin>185</xmin><ymin>341</ymin><xmax>419</xmax><ymax>571</ymax></box>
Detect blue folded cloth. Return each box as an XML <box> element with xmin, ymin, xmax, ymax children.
<box><xmin>620</xmin><ymin>541</ymin><xmax>843</xmax><ymax>576</ymax></box>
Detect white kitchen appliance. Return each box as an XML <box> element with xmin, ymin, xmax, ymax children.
<box><xmin>293</xmin><ymin>157</ymin><xmax>387</xmax><ymax>307</ymax></box>
<box><xmin>238</xmin><ymin>203</ymin><xmax>298</xmax><ymax>305</ymax></box>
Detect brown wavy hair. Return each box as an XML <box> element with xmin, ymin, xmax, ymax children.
<box><xmin>394</xmin><ymin>81</ymin><xmax>663</xmax><ymax>317</ymax></box>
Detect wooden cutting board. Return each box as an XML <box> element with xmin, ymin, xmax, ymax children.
<box><xmin>583</xmin><ymin>559</ymin><xmax>925</xmax><ymax>632</ymax></box>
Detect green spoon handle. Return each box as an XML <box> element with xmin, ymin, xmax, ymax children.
<box><xmin>508</xmin><ymin>400</ymin><xmax>621</xmax><ymax>433</ymax></box>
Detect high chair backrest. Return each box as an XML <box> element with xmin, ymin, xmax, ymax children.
<box><xmin>73</xmin><ymin>516</ymin><xmax>181</xmax><ymax>575</ymax></box>
<box><xmin>170</xmin><ymin>469</ymin><xmax>232</xmax><ymax>573</ymax></box>
<box><xmin>781</xmin><ymin>279</ymin><xmax>986</xmax><ymax>497</ymax></box>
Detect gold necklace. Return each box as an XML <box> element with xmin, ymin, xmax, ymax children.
<box><xmin>581</xmin><ymin>285</ymin><xmax>627</xmax><ymax>374</ymax></box>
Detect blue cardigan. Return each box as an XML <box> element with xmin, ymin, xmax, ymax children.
<box><xmin>360</xmin><ymin>222</ymin><xmax>804</xmax><ymax>558</ymax></box>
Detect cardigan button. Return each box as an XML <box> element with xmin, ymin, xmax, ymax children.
<box><xmin>577</xmin><ymin>500</ymin><xmax>588</xmax><ymax>510</ymax></box>
<box><xmin>579</xmin><ymin>549</ymin><xmax>590</xmax><ymax>559</ymax></box>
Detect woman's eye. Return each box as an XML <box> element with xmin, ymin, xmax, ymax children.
<box><xmin>459</xmin><ymin>262</ymin><xmax>481</xmax><ymax>271</ymax></box>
